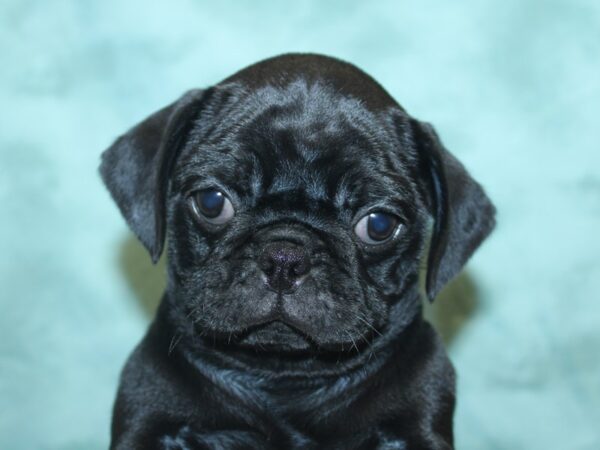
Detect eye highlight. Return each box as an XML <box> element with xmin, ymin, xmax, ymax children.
<box><xmin>354</xmin><ymin>212</ymin><xmax>400</xmax><ymax>244</ymax></box>
<box><xmin>190</xmin><ymin>189</ymin><xmax>235</xmax><ymax>224</ymax></box>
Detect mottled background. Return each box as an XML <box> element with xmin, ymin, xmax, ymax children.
<box><xmin>1</xmin><ymin>1</ymin><xmax>599</xmax><ymax>449</ymax></box>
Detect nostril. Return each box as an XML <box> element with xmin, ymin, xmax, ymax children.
<box><xmin>291</xmin><ymin>259</ymin><xmax>310</xmax><ymax>277</ymax></box>
<box><xmin>258</xmin><ymin>252</ymin><xmax>276</xmax><ymax>276</ymax></box>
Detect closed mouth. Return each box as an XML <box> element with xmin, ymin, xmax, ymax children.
<box><xmin>235</xmin><ymin>320</ymin><xmax>317</xmax><ymax>352</ymax></box>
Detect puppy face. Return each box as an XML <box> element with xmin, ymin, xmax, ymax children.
<box><xmin>167</xmin><ymin>81</ymin><xmax>429</xmax><ymax>352</ymax></box>
<box><xmin>101</xmin><ymin>54</ymin><xmax>495</xmax><ymax>356</ymax></box>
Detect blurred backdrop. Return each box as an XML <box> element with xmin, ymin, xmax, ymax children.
<box><xmin>1</xmin><ymin>1</ymin><xmax>599</xmax><ymax>449</ymax></box>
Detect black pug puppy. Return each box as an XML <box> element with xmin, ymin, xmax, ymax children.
<box><xmin>101</xmin><ymin>53</ymin><xmax>495</xmax><ymax>450</ymax></box>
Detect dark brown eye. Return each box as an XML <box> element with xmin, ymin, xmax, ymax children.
<box><xmin>190</xmin><ymin>189</ymin><xmax>234</xmax><ymax>224</ymax></box>
<box><xmin>355</xmin><ymin>212</ymin><xmax>400</xmax><ymax>244</ymax></box>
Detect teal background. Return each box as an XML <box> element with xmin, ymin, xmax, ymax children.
<box><xmin>1</xmin><ymin>1</ymin><xmax>599</xmax><ymax>449</ymax></box>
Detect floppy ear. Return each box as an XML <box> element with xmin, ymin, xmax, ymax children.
<box><xmin>100</xmin><ymin>89</ymin><xmax>205</xmax><ymax>263</ymax></box>
<box><xmin>411</xmin><ymin>120</ymin><xmax>496</xmax><ymax>301</ymax></box>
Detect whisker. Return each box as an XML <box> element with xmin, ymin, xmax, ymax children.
<box><xmin>354</xmin><ymin>313</ymin><xmax>383</xmax><ymax>337</ymax></box>
<box><xmin>345</xmin><ymin>330</ymin><xmax>360</xmax><ymax>353</ymax></box>
<box><xmin>168</xmin><ymin>334</ymin><xmax>182</xmax><ymax>356</ymax></box>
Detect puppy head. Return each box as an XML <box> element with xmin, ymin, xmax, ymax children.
<box><xmin>100</xmin><ymin>54</ymin><xmax>495</xmax><ymax>355</ymax></box>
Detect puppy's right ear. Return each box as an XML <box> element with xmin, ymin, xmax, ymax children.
<box><xmin>100</xmin><ymin>89</ymin><xmax>205</xmax><ymax>263</ymax></box>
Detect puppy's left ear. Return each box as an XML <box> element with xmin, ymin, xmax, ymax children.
<box><xmin>411</xmin><ymin>119</ymin><xmax>496</xmax><ymax>301</ymax></box>
<box><xmin>100</xmin><ymin>89</ymin><xmax>205</xmax><ymax>263</ymax></box>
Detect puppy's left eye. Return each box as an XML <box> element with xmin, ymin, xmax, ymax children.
<box><xmin>354</xmin><ymin>212</ymin><xmax>400</xmax><ymax>244</ymax></box>
<box><xmin>190</xmin><ymin>189</ymin><xmax>235</xmax><ymax>224</ymax></box>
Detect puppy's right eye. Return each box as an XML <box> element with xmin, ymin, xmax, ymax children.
<box><xmin>190</xmin><ymin>189</ymin><xmax>234</xmax><ymax>224</ymax></box>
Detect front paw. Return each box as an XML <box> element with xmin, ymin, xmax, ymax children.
<box><xmin>160</xmin><ymin>425</ymin><xmax>207</xmax><ymax>450</ymax></box>
<box><xmin>160</xmin><ymin>426</ymin><xmax>268</xmax><ymax>450</ymax></box>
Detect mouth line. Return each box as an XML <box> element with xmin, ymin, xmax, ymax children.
<box><xmin>192</xmin><ymin>306</ymin><xmax>383</xmax><ymax>355</ymax></box>
<box><xmin>202</xmin><ymin>318</ymin><xmax>378</xmax><ymax>357</ymax></box>
<box><xmin>238</xmin><ymin>318</ymin><xmax>315</xmax><ymax>341</ymax></box>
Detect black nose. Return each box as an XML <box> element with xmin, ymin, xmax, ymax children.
<box><xmin>259</xmin><ymin>242</ymin><xmax>311</xmax><ymax>293</ymax></box>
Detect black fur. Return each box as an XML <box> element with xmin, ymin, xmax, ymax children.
<box><xmin>100</xmin><ymin>54</ymin><xmax>495</xmax><ymax>450</ymax></box>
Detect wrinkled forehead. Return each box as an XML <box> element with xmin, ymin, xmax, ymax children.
<box><xmin>176</xmin><ymin>80</ymin><xmax>418</xmax><ymax>211</ymax></box>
